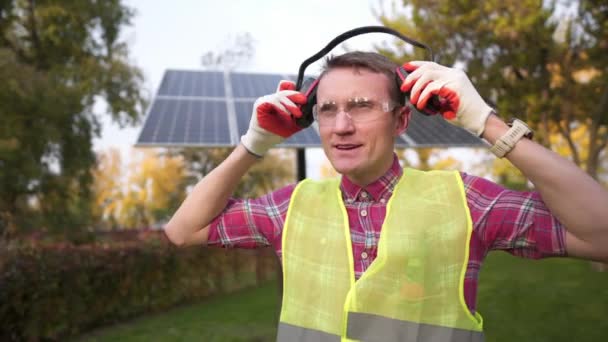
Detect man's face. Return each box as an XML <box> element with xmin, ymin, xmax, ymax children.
<box><xmin>316</xmin><ymin>67</ymin><xmax>408</xmax><ymax>186</ymax></box>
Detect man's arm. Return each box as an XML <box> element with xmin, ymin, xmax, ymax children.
<box><xmin>401</xmin><ymin>61</ymin><xmax>608</xmax><ymax>262</ymax></box>
<box><xmin>482</xmin><ymin>115</ymin><xmax>608</xmax><ymax>261</ymax></box>
<box><xmin>164</xmin><ymin>145</ymin><xmax>258</xmax><ymax>246</ymax></box>
<box><xmin>164</xmin><ymin>80</ymin><xmax>307</xmax><ymax>247</ymax></box>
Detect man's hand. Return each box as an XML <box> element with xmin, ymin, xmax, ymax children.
<box><xmin>241</xmin><ymin>80</ymin><xmax>307</xmax><ymax>157</ymax></box>
<box><xmin>400</xmin><ymin>61</ymin><xmax>493</xmax><ymax>137</ymax></box>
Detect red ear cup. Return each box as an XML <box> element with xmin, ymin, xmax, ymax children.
<box><xmin>295</xmin><ymin>77</ymin><xmax>319</xmax><ymax>128</ymax></box>
<box><xmin>395</xmin><ymin>66</ymin><xmax>442</xmax><ymax>116</ymax></box>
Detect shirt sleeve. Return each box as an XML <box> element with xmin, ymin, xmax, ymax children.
<box><xmin>462</xmin><ymin>172</ymin><xmax>567</xmax><ymax>259</ymax></box>
<box><xmin>206</xmin><ymin>183</ymin><xmax>296</xmax><ymax>249</ymax></box>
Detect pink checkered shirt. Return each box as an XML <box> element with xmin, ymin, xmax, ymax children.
<box><xmin>208</xmin><ymin>155</ymin><xmax>566</xmax><ymax>313</ymax></box>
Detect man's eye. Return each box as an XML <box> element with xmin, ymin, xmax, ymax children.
<box><xmin>349</xmin><ymin>101</ymin><xmax>373</xmax><ymax>111</ymax></box>
<box><xmin>319</xmin><ymin>105</ymin><xmax>336</xmax><ymax>114</ymax></box>
<box><xmin>354</xmin><ymin>101</ymin><xmax>373</xmax><ymax>108</ymax></box>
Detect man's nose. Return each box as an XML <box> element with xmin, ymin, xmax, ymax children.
<box><xmin>333</xmin><ymin>111</ymin><xmax>355</xmax><ymax>133</ymax></box>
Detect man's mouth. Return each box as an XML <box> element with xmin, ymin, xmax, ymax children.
<box><xmin>334</xmin><ymin>144</ymin><xmax>362</xmax><ymax>151</ymax></box>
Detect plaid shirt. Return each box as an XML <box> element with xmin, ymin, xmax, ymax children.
<box><xmin>208</xmin><ymin>155</ymin><xmax>566</xmax><ymax>313</ymax></box>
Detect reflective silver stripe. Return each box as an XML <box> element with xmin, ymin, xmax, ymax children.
<box><xmin>277</xmin><ymin>322</ymin><xmax>341</xmax><ymax>342</ymax></box>
<box><xmin>347</xmin><ymin>312</ymin><xmax>485</xmax><ymax>342</ymax></box>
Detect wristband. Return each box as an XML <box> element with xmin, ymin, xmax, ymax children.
<box><xmin>489</xmin><ymin>119</ymin><xmax>532</xmax><ymax>158</ymax></box>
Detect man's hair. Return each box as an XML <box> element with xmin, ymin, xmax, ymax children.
<box><xmin>318</xmin><ymin>51</ymin><xmax>401</xmax><ymax>105</ymax></box>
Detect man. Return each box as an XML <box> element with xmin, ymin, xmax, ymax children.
<box><xmin>165</xmin><ymin>52</ymin><xmax>608</xmax><ymax>341</ymax></box>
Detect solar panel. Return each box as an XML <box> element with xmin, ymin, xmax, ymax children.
<box><xmin>137</xmin><ymin>98</ymin><xmax>232</xmax><ymax>147</ymax></box>
<box><xmin>157</xmin><ymin>70</ymin><xmax>225</xmax><ymax>97</ymax></box>
<box><xmin>406</xmin><ymin>111</ymin><xmax>480</xmax><ymax>147</ymax></box>
<box><xmin>136</xmin><ymin>69</ymin><xmax>485</xmax><ymax>149</ymax></box>
<box><xmin>233</xmin><ymin>100</ymin><xmax>254</xmax><ymax>137</ymax></box>
<box><xmin>280</xmin><ymin>126</ymin><xmax>321</xmax><ymax>147</ymax></box>
<box><xmin>230</xmin><ymin>72</ymin><xmax>286</xmax><ymax>98</ymax></box>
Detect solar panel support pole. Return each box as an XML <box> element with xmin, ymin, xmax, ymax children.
<box><xmin>297</xmin><ymin>149</ymin><xmax>306</xmax><ymax>181</ymax></box>
<box><xmin>223</xmin><ymin>70</ymin><xmax>240</xmax><ymax>144</ymax></box>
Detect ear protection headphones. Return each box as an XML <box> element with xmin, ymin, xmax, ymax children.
<box><xmin>294</xmin><ymin>26</ymin><xmax>439</xmax><ymax>128</ymax></box>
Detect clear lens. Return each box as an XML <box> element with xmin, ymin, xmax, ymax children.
<box><xmin>313</xmin><ymin>97</ymin><xmax>397</xmax><ymax>126</ymax></box>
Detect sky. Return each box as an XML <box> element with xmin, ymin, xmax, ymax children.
<box><xmin>93</xmin><ymin>0</ymin><xmax>398</xmax><ymax>179</ymax></box>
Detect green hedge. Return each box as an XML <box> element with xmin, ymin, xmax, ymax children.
<box><xmin>0</xmin><ymin>238</ymin><xmax>278</xmax><ymax>341</ymax></box>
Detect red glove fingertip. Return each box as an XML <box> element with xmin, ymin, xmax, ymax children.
<box><xmin>400</xmin><ymin>82</ymin><xmax>412</xmax><ymax>93</ymax></box>
<box><xmin>285</xmin><ymin>104</ymin><xmax>303</xmax><ymax>118</ymax></box>
<box><xmin>402</xmin><ymin>62</ymin><xmax>418</xmax><ymax>72</ymax></box>
<box><xmin>442</xmin><ymin>111</ymin><xmax>457</xmax><ymax>120</ymax></box>
<box><xmin>288</xmin><ymin>93</ymin><xmax>307</xmax><ymax>105</ymax></box>
<box><xmin>278</xmin><ymin>81</ymin><xmax>296</xmax><ymax>91</ymax></box>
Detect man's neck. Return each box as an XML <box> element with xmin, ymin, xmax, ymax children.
<box><xmin>343</xmin><ymin>155</ymin><xmax>396</xmax><ymax>187</ymax></box>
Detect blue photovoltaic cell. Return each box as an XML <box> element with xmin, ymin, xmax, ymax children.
<box><xmin>234</xmin><ymin>100</ymin><xmax>255</xmax><ymax>137</ymax></box>
<box><xmin>157</xmin><ymin>70</ymin><xmax>225</xmax><ymax>97</ymax></box>
<box><xmin>230</xmin><ymin>72</ymin><xmax>300</xmax><ymax>98</ymax></box>
<box><xmin>406</xmin><ymin>111</ymin><xmax>479</xmax><ymax>147</ymax></box>
<box><xmin>200</xmin><ymin>100</ymin><xmax>231</xmax><ymax>145</ymax></box>
<box><xmin>138</xmin><ymin>98</ymin><xmax>173</xmax><ymax>144</ymax></box>
<box><xmin>280</xmin><ymin>128</ymin><xmax>320</xmax><ymax>147</ymax></box>
<box><xmin>137</xmin><ymin>98</ymin><xmax>231</xmax><ymax>146</ymax></box>
<box><xmin>231</xmin><ymin>73</ymin><xmax>280</xmax><ymax>98</ymax></box>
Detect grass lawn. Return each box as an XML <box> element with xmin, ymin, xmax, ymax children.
<box><xmin>477</xmin><ymin>253</ymin><xmax>608</xmax><ymax>342</ymax></box>
<box><xmin>71</xmin><ymin>281</ymin><xmax>281</xmax><ymax>342</ymax></box>
<box><xmin>73</xmin><ymin>253</ymin><xmax>608</xmax><ymax>342</ymax></box>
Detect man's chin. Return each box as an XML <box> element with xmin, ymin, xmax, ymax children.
<box><xmin>327</xmin><ymin>151</ymin><xmax>366</xmax><ymax>176</ymax></box>
<box><xmin>330</xmin><ymin>161</ymin><xmax>358</xmax><ymax>176</ymax></box>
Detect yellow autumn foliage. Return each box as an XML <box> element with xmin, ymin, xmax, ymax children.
<box><xmin>91</xmin><ymin>148</ymin><xmax>124</xmax><ymax>225</ymax></box>
<box><xmin>119</xmin><ymin>149</ymin><xmax>186</xmax><ymax>228</ymax></box>
<box><xmin>92</xmin><ymin>148</ymin><xmax>186</xmax><ymax>229</ymax></box>
<box><xmin>491</xmin><ymin>121</ymin><xmax>607</xmax><ymax>190</ymax></box>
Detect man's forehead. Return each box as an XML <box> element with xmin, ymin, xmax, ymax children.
<box><xmin>316</xmin><ymin>67</ymin><xmax>392</xmax><ymax>101</ymax></box>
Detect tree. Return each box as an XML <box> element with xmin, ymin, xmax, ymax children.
<box><xmin>377</xmin><ymin>0</ymin><xmax>608</xmax><ymax>269</ymax></box>
<box><xmin>400</xmin><ymin>148</ymin><xmax>461</xmax><ymax>171</ymax></box>
<box><xmin>119</xmin><ymin>149</ymin><xmax>186</xmax><ymax>229</ymax></box>
<box><xmin>549</xmin><ymin>121</ymin><xmax>608</xmax><ymax>183</ymax></box>
<box><xmin>92</xmin><ymin>148</ymin><xmax>187</xmax><ymax>229</ymax></box>
<box><xmin>92</xmin><ymin>147</ymin><xmax>295</xmax><ymax>230</ymax></box>
<box><xmin>91</xmin><ymin>148</ymin><xmax>124</xmax><ymax>229</ymax></box>
<box><xmin>201</xmin><ymin>32</ymin><xmax>256</xmax><ymax>71</ymax></box>
<box><xmin>176</xmin><ymin>147</ymin><xmax>295</xmax><ymax>198</ymax></box>
<box><xmin>376</xmin><ymin>0</ymin><xmax>607</xmax><ymax>181</ymax></box>
<box><xmin>0</xmin><ymin>0</ymin><xmax>146</xmax><ymax>238</ymax></box>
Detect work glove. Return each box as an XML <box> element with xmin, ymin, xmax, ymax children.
<box><xmin>400</xmin><ymin>61</ymin><xmax>493</xmax><ymax>137</ymax></box>
<box><xmin>240</xmin><ymin>80</ymin><xmax>307</xmax><ymax>157</ymax></box>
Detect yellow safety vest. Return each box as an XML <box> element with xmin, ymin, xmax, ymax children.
<box><xmin>278</xmin><ymin>168</ymin><xmax>484</xmax><ymax>342</ymax></box>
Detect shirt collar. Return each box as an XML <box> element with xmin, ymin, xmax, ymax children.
<box><xmin>340</xmin><ymin>153</ymin><xmax>403</xmax><ymax>203</ymax></box>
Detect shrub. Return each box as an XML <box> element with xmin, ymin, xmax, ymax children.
<box><xmin>0</xmin><ymin>235</ymin><xmax>278</xmax><ymax>341</ymax></box>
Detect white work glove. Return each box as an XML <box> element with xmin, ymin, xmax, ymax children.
<box><xmin>240</xmin><ymin>80</ymin><xmax>307</xmax><ymax>157</ymax></box>
<box><xmin>400</xmin><ymin>61</ymin><xmax>493</xmax><ymax>137</ymax></box>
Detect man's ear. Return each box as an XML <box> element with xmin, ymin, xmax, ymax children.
<box><xmin>394</xmin><ymin>106</ymin><xmax>411</xmax><ymax>136</ymax></box>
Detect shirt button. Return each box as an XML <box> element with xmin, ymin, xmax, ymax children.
<box><xmin>361</xmin><ymin>251</ymin><xmax>368</xmax><ymax>259</ymax></box>
<box><xmin>380</xmin><ymin>198</ymin><xmax>386</xmax><ymax>204</ymax></box>
<box><xmin>360</xmin><ymin>209</ymin><xmax>368</xmax><ymax>217</ymax></box>
<box><xmin>361</xmin><ymin>192</ymin><xmax>368</xmax><ymax>199</ymax></box>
